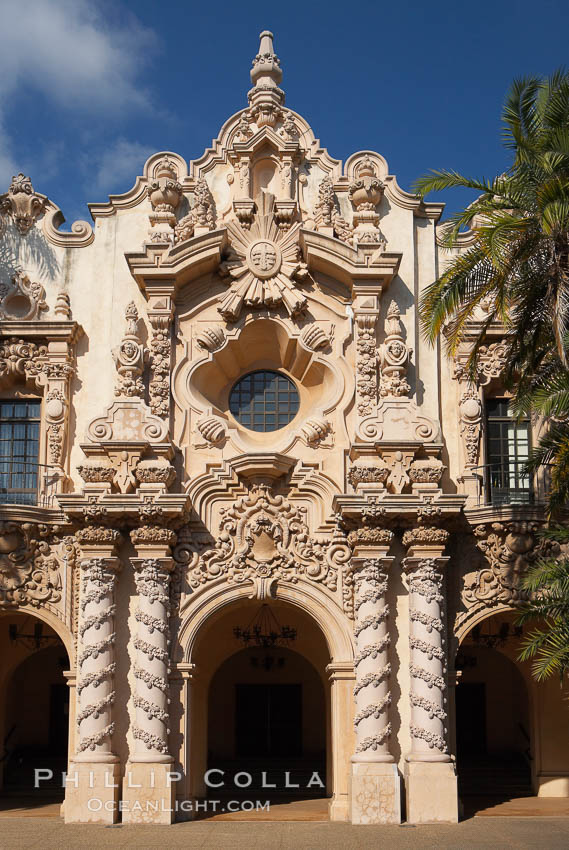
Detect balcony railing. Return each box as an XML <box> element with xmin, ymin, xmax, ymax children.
<box><xmin>0</xmin><ymin>461</ymin><xmax>60</xmax><ymax>509</ymax></box>
<box><xmin>471</xmin><ymin>460</ymin><xmax>546</xmax><ymax>507</ymax></box>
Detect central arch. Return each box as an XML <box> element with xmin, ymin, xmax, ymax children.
<box><xmin>174</xmin><ymin>582</ymin><xmax>355</xmax><ymax>821</ymax></box>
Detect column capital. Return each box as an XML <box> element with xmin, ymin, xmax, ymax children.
<box><xmin>326</xmin><ymin>661</ymin><xmax>356</xmax><ymax>682</ymax></box>
<box><xmin>402</xmin><ymin>524</ymin><xmax>449</xmax><ymax>561</ymax></box>
<box><xmin>75</xmin><ymin>526</ymin><xmax>122</xmax><ymax>559</ymax></box>
<box><xmin>130</xmin><ymin>525</ymin><xmax>177</xmax><ymax>558</ymax></box>
<box><xmin>170</xmin><ymin>662</ymin><xmax>199</xmax><ymax>682</ymax></box>
<box><xmin>131</xmin><ymin>556</ymin><xmax>174</xmax><ymax>574</ymax></box>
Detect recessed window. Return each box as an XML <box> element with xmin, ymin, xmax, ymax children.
<box><xmin>229</xmin><ymin>371</ymin><xmax>299</xmax><ymax>432</ymax></box>
<box><xmin>485</xmin><ymin>398</ymin><xmax>532</xmax><ymax>505</ymax></box>
<box><xmin>0</xmin><ymin>400</ymin><xmax>41</xmax><ymax>505</ymax></box>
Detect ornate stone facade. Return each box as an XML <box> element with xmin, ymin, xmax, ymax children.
<box><xmin>0</xmin><ymin>29</ymin><xmax>566</xmax><ymax>830</ymax></box>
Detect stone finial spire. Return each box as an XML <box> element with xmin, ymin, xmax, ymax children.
<box><xmin>248</xmin><ymin>30</ymin><xmax>285</xmax><ymax>128</ymax></box>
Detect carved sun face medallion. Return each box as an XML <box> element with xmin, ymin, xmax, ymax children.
<box><xmin>247</xmin><ymin>239</ymin><xmax>282</xmax><ymax>279</ymax></box>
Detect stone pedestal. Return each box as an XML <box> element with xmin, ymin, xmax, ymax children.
<box><xmin>351</xmin><ymin>762</ymin><xmax>401</xmax><ymax>824</ymax></box>
<box><xmin>122</xmin><ymin>762</ymin><xmax>176</xmax><ymax>824</ymax></box>
<box><xmin>404</xmin><ymin>761</ymin><xmax>458</xmax><ymax>823</ymax></box>
<box><xmin>64</xmin><ymin>762</ymin><xmax>121</xmax><ymax>824</ymax></box>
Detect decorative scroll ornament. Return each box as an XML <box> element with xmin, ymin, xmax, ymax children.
<box><xmin>218</xmin><ymin>193</ymin><xmax>308</xmax><ymax>321</ymax></box>
<box><xmin>379</xmin><ymin>301</ymin><xmax>410</xmax><ymax>398</ymax></box>
<box><xmin>1</xmin><ymin>173</ymin><xmax>46</xmax><ymax>234</ymax></box>
<box><xmin>113</xmin><ymin>303</ymin><xmax>148</xmax><ymax>398</ymax></box>
<box><xmin>173</xmin><ymin>178</ymin><xmax>216</xmax><ymax>244</ymax></box>
<box><xmin>174</xmin><ymin>484</ymin><xmax>350</xmax><ymax>601</ymax></box>
<box><xmin>0</xmin><ymin>522</ymin><xmax>62</xmax><ymax>608</ymax></box>
<box><xmin>0</xmin><ymin>273</ymin><xmax>47</xmax><ymax>321</ymax></box>
<box><xmin>458</xmin><ymin>384</ymin><xmax>482</xmax><ymax>466</ymax></box>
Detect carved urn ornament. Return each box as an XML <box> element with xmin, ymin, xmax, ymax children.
<box><xmin>147</xmin><ymin>155</ymin><xmax>183</xmax><ymax>240</ymax></box>
<box><xmin>349</xmin><ymin>157</ymin><xmax>385</xmax><ymax>244</ymax></box>
<box><xmin>1</xmin><ymin>173</ymin><xmax>46</xmax><ymax>234</ymax></box>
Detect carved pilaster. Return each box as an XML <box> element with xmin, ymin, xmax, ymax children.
<box><xmin>355</xmin><ymin>313</ymin><xmax>378</xmax><ymax>421</ymax></box>
<box><xmin>350</xmin><ymin>553</ymin><xmax>394</xmax><ymax>762</ymax></box>
<box><xmin>74</xmin><ymin>557</ymin><xmax>121</xmax><ymax>762</ymax></box>
<box><xmin>130</xmin><ymin>557</ymin><xmax>174</xmax><ymax>763</ymax></box>
<box><xmin>402</xmin><ymin>529</ymin><xmax>450</xmax><ymax>763</ymax></box>
<box><xmin>148</xmin><ymin>295</ymin><xmax>174</xmax><ymax>419</ymax></box>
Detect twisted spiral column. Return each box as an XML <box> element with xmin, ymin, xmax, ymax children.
<box><xmin>351</xmin><ymin>555</ymin><xmax>394</xmax><ymax>762</ymax></box>
<box><xmin>74</xmin><ymin>557</ymin><xmax>120</xmax><ymax>762</ymax></box>
<box><xmin>131</xmin><ymin>557</ymin><xmax>173</xmax><ymax>763</ymax></box>
<box><xmin>403</xmin><ymin>555</ymin><xmax>450</xmax><ymax>762</ymax></box>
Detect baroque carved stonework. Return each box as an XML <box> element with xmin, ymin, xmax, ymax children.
<box><xmin>0</xmin><ymin>273</ymin><xmax>47</xmax><ymax>321</ymax></box>
<box><xmin>218</xmin><ymin>194</ymin><xmax>309</xmax><ymax>321</ymax></box>
<box><xmin>1</xmin><ymin>173</ymin><xmax>46</xmax><ymax>234</ymax></box>
<box><xmin>355</xmin><ymin>314</ymin><xmax>378</xmax><ymax>418</ymax></box>
<box><xmin>0</xmin><ymin>522</ymin><xmax>63</xmax><ymax>608</ymax></box>
<box><xmin>173</xmin><ymin>485</ymin><xmax>351</xmax><ymax>602</ymax></box>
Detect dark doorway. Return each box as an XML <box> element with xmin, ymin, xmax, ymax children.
<box><xmin>235</xmin><ymin>683</ymin><xmax>302</xmax><ymax>758</ymax></box>
<box><xmin>456</xmin><ymin>682</ymin><xmax>486</xmax><ymax>756</ymax></box>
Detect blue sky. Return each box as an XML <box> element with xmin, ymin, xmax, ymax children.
<box><xmin>2</xmin><ymin>0</ymin><xmax>568</xmax><ymax>226</ymax></box>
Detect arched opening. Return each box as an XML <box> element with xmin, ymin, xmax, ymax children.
<box><xmin>455</xmin><ymin>611</ymin><xmax>533</xmax><ymax>811</ymax></box>
<box><xmin>0</xmin><ymin>612</ymin><xmax>70</xmax><ymax>810</ymax></box>
<box><xmin>187</xmin><ymin>597</ymin><xmax>337</xmax><ymax>816</ymax></box>
<box><xmin>208</xmin><ymin>646</ymin><xmax>325</xmax><ymax>784</ymax></box>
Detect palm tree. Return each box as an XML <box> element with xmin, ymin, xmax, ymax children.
<box><xmin>415</xmin><ymin>70</ymin><xmax>569</xmax><ymax>385</ymax></box>
<box><xmin>516</xmin><ymin>528</ymin><xmax>569</xmax><ymax>682</ymax></box>
<box><xmin>416</xmin><ymin>70</ymin><xmax>569</xmax><ymax>511</ymax></box>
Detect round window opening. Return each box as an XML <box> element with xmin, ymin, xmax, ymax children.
<box><xmin>229</xmin><ymin>370</ymin><xmax>299</xmax><ymax>432</ymax></box>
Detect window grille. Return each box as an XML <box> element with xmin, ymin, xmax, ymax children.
<box><xmin>229</xmin><ymin>371</ymin><xmax>299</xmax><ymax>433</ymax></box>
<box><xmin>0</xmin><ymin>400</ymin><xmax>41</xmax><ymax>505</ymax></box>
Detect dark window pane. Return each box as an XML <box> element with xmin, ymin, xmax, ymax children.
<box><xmin>229</xmin><ymin>371</ymin><xmax>299</xmax><ymax>433</ymax></box>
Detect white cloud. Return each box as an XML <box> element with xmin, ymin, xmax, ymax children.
<box><xmin>92</xmin><ymin>138</ymin><xmax>155</xmax><ymax>194</ymax></box>
<box><xmin>0</xmin><ymin>0</ymin><xmax>156</xmax><ymax>110</ymax></box>
<box><xmin>0</xmin><ymin>0</ymin><xmax>158</xmax><ymax>185</ymax></box>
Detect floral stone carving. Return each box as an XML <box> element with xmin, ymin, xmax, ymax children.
<box><xmin>174</xmin><ymin>484</ymin><xmax>350</xmax><ymax>599</ymax></box>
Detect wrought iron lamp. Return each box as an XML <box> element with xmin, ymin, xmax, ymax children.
<box><xmin>233</xmin><ymin>604</ymin><xmax>297</xmax><ymax>648</ymax></box>
<box><xmin>8</xmin><ymin>619</ymin><xmax>61</xmax><ymax>650</ymax></box>
<box><xmin>470</xmin><ymin>621</ymin><xmax>523</xmax><ymax>650</ymax></box>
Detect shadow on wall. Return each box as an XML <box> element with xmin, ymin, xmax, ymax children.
<box><xmin>0</xmin><ymin>221</ymin><xmax>60</xmax><ymax>286</ymax></box>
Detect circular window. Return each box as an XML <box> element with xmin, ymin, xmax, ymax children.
<box><xmin>229</xmin><ymin>370</ymin><xmax>299</xmax><ymax>432</ymax></box>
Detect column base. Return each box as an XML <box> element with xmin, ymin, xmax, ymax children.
<box><xmin>404</xmin><ymin>760</ymin><xmax>458</xmax><ymax>823</ymax></box>
<box><xmin>122</xmin><ymin>762</ymin><xmax>176</xmax><ymax>824</ymax></box>
<box><xmin>329</xmin><ymin>793</ymin><xmax>350</xmax><ymax>822</ymax></box>
<box><xmin>350</xmin><ymin>762</ymin><xmax>401</xmax><ymax>824</ymax></box>
<box><xmin>64</xmin><ymin>762</ymin><xmax>120</xmax><ymax>824</ymax></box>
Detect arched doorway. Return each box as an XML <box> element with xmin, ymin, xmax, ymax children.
<box><xmin>0</xmin><ymin>612</ymin><xmax>70</xmax><ymax>804</ymax></box>
<box><xmin>183</xmin><ymin>594</ymin><xmax>353</xmax><ymax>815</ymax></box>
<box><xmin>455</xmin><ymin>611</ymin><xmax>533</xmax><ymax>809</ymax></box>
<box><xmin>208</xmin><ymin>645</ymin><xmax>326</xmax><ymax>791</ymax></box>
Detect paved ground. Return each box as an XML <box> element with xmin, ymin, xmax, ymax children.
<box><xmin>1</xmin><ymin>816</ymin><xmax>569</xmax><ymax>849</ymax></box>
